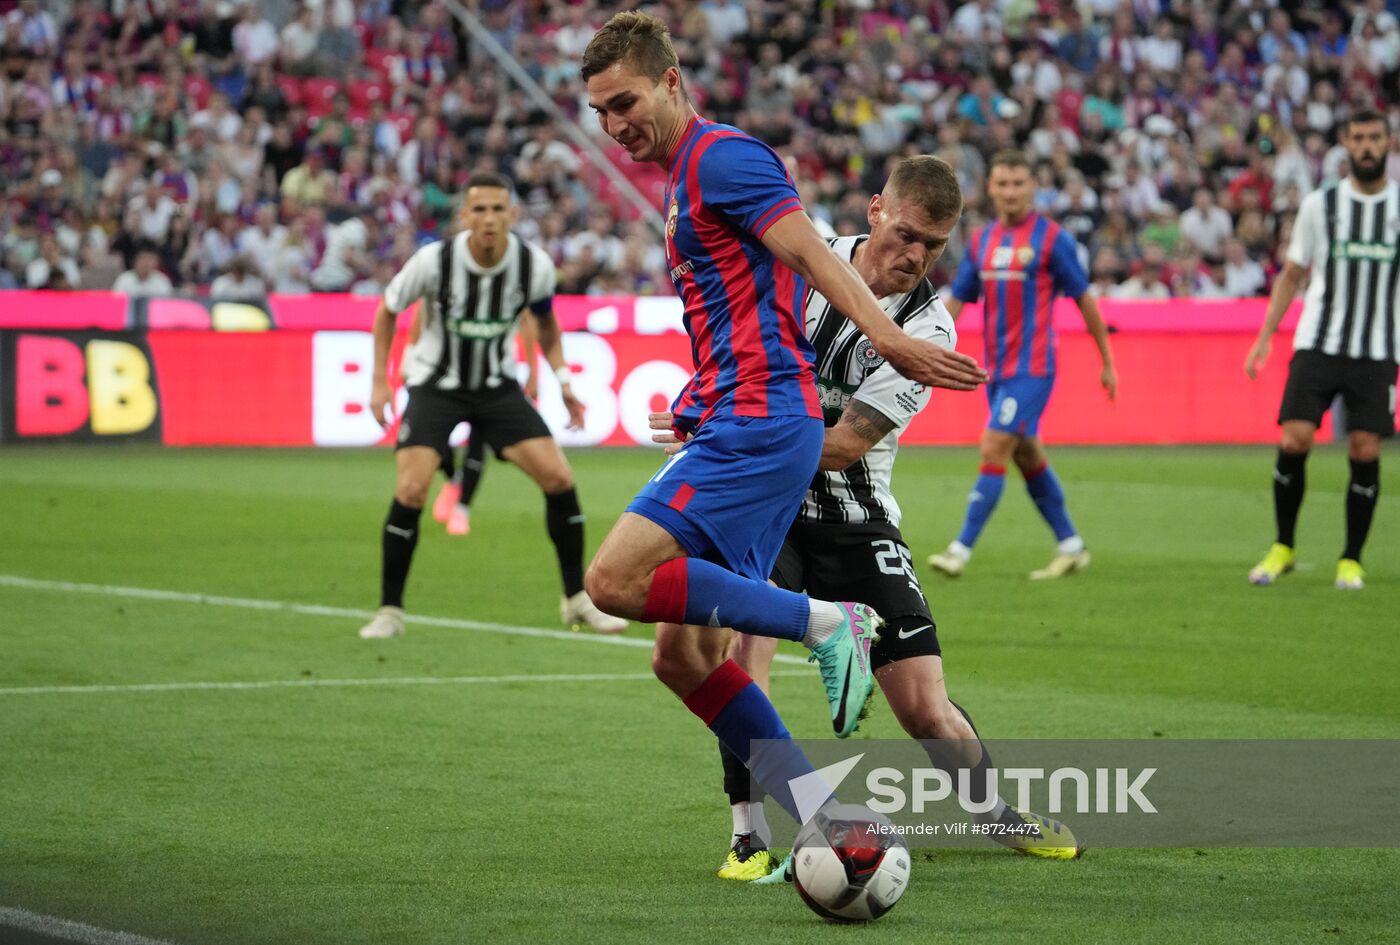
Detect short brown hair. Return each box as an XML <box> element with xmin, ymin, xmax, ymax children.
<box><xmin>464</xmin><ymin>171</ymin><xmax>514</xmax><ymax>195</ymax></box>
<box><xmin>580</xmin><ymin>11</ymin><xmax>679</xmax><ymax>83</ymax></box>
<box><xmin>884</xmin><ymin>155</ymin><xmax>963</xmax><ymax>223</ymax></box>
<box><xmin>989</xmin><ymin>149</ymin><xmax>1032</xmax><ymax>173</ymax></box>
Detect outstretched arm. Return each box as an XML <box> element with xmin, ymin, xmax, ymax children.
<box><xmin>1074</xmin><ymin>292</ymin><xmax>1117</xmax><ymax>400</ymax></box>
<box><xmin>760</xmin><ymin>212</ymin><xmax>988</xmax><ymax>391</ymax></box>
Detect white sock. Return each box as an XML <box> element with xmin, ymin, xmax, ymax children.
<box><xmin>1057</xmin><ymin>535</ymin><xmax>1085</xmax><ymax>555</ymax></box>
<box><xmin>948</xmin><ymin>540</ymin><xmax>972</xmax><ymax>561</ymax></box>
<box><xmin>730</xmin><ymin>801</ymin><xmax>751</xmax><ymax>842</ymax></box>
<box><xmin>802</xmin><ymin>599</ymin><xmax>845</xmax><ymax>648</ymax></box>
<box><xmin>750</xmin><ymin>800</ymin><xmax>770</xmax><ymax>847</ymax></box>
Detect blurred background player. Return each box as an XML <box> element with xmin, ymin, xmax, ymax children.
<box><xmin>427</xmin><ymin>314</ymin><xmax>539</xmax><ymax>537</ymax></box>
<box><xmin>1245</xmin><ymin>108</ymin><xmax>1399</xmax><ymax>591</ymax></box>
<box><xmin>361</xmin><ymin>171</ymin><xmax>625</xmax><ymax>638</ymax></box>
<box><xmin>580</xmin><ymin>13</ymin><xmax>986</xmax><ymax>828</ymax></box>
<box><xmin>651</xmin><ymin>156</ymin><xmax>1081</xmax><ymax>881</ymax></box>
<box><xmin>928</xmin><ymin>150</ymin><xmax>1117</xmax><ymax>581</ymax></box>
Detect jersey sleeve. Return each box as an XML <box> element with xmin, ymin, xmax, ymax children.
<box><xmin>526</xmin><ymin>243</ymin><xmax>556</xmax><ymax>315</ymax></box>
<box><xmin>695</xmin><ymin>135</ymin><xmax>804</xmax><ymax>239</ymax></box>
<box><xmin>950</xmin><ymin>242</ymin><xmax>982</xmax><ymax>302</ymax></box>
<box><xmin>850</xmin><ymin>298</ymin><xmax>956</xmax><ymax>433</ymax></box>
<box><xmin>382</xmin><ymin>242</ymin><xmax>441</xmax><ymax>315</ymax></box>
<box><xmin>1286</xmin><ymin>191</ymin><xmax>1324</xmax><ymax>269</ymax></box>
<box><xmin>1048</xmin><ymin>228</ymin><xmax>1091</xmax><ymax>298</ymax></box>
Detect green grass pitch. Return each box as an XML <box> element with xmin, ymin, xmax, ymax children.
<box><xmin>0</xmin><ymin>444</ymin><xmax>1397</xmax><ymax>944</ymax></box>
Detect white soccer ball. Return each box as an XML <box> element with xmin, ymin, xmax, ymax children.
<box><xmin>792</xmin><ymin>803</ymin><xmax>911</xmax><ymax>923</ymax></box>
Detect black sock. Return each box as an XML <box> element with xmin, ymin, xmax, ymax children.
<box><xmin>545</xmin><ymin>488</ymin><xmax>585</xmax><ymax>597</ymax></box>
<box><xmin>458</xmin><ymin>438</ymin><xmax>487</xmax><ymax>508</ymax></box>
<box><xmin>921</xmin><ymin>701</ymin><xmax>1020</xmax><ymax>826</ymax></box>
<box><xmin>720</xmin><ymin>738</ymin><xmax>763</xmax><ymax>806</ymax></box>
<box><xmin>1344</xmin><ymin>458</ymin><xmax>1380</xmax><ymax>562</ymax></box>
<box><xmin>1273</xmin><ymin>449</ymin><xmax>1308</xmax><ymax>548</ymax></box>
<box><xmin>381</xmin><ymin>499</ymin><xmax>421</xmax><ymax>608</ymax></box>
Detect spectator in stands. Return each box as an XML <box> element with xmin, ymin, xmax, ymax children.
<box><xmin>281</xmin><ymin>148</ymin><xmax>335</xmax><ymax>208</ymax></box>
<box><xmin>25</xmin><ymin>233</ymin><xmax>79</xmax><ymax>289</ymax></box>
<box><xmin>1113</xmin><ymin>251</ymin><xmax>1173</xmax><ymax>300</ymax></box>
<box><xmin>209</xmin><ymin>254</ymin><xmax>267</xmax><ymax>302</ymax></box>
<box><xmin>232</xmin><ymin>1</ymin><xmax>279</xmax><ymax>70</ymax></box>
<box><xmin>112</xmin><ymin>247</ymin><xmax>173</xmax><ymax>297</ymax></box>
<box><xmin>310</xmin><ymin>213</ymin><xmax>375</xmax><ymax>292</ymax></box>
<box><xmin>237</xmin><ymin>203</ymin><xmax>286</xmax><ymax>284</ymax></box>
<box><xmin>1180</xmin><ymin>187</ymin><xmax>1234</xmax><ymax>260</ymax></box>
<box><xmin>280</xmin><ymin>5</ymin><xmax>323</xmax><ymax>76</ymax></box>
<box><xmin>1222</xmin><ymin>239</ymin><xmax>1267</xmax><ymax>297</ymax></box>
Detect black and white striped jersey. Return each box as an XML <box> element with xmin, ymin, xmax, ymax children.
<box><xmin>383</xmin><ymin>231</ymin><xmax>556</xmax><ymax>391</ymax></box>
<box><xmin>798</xmin><ymin>235</ymin><xmax>958</xmax><ymax>527</ymax></box>
<box><xmin>1288</xmin><ymin>178</ymin><xmax>1400</xmax><ymax>363</ymax></box>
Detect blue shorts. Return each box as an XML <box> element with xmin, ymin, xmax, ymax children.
<box><xmin>986</xmin><ymin>375</ymin><xmax>1055</xmax><ymax>437</ymax></box>
<box><xmin>627</xmin><ymin>415</ymin><xmax>824</xmax><ymax>582</ymax></box>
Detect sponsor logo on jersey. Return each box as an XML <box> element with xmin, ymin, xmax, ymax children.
<box><xmin>669</xmin><ymin>259</ymin><xmax>694</xmax><ymax>282</ymax></box>
<box><xmin>450</xmin><ymin>320</ymin><xmax>514</xmax><ymax>339</ymax></box>
<box><xmin>1333</xmin><ymin>240</ymin><xmax>1398</xmax><ymax>263</ymax></box>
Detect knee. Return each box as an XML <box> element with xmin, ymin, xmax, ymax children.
<box><xmin>584</xmin><ymin>561</ymin><xmax>630</xmax><ymax>615</ymax></box>
<box><xmin>897</xmin><ymin>699</ymin><xmax>970</xmax><ymax>742</ymax></box>
<box><xmin>394</xmin><ymin>476</ymin><xmax>431</xmax><ymax>508</ymax></box>
<box><xmin>1280</xmin><ymin>430</ymin><xmax>1313</xmax><ymax>455</ymax></box>
<box><xmin>542</xmin><ymin>472</ymin><xmax>575</xmax><ymax>495</ymax></box>
<box><xmin>651</xmin><ymin>642</ymin><xmax>700</xmax><ymax>692</ymax></box>
<box><xmin>1349</xmin><ymin>436</ymin><xmax>1381</xmax><ymax>463</ymax></box>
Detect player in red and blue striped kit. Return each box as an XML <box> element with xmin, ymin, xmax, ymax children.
<box><xmin>577</xmin><ymin>12</ymin><xmax>987</xmax><ymax>829</ymax></box>
<box><xmin>929</xmin><ymin>150</ymin><xmax>1118</xmax><ymax>581</ymax></box>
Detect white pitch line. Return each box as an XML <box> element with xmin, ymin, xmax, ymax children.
<box><xmin>0</xmin><ymin>574</ymin><xmax>815</xmax><ymax>666</ymax></box>
<box><xmin>0</xmin><ymin>905</ymin><xmax>179</xmax><ymax>945</ymax></box>
<box><xmin>0</xmin><ymin>669</ymin><xmax>814</xmax><ymax>697</ymax></box>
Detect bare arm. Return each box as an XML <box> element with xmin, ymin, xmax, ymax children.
<box><xmin>820</xmin><ymin>400</ymin><xmax>896</xmax><ymax>471</ymax></box>
<box><xmin>1074</xmin><ymin>291</ymin><xmax>1117</xmax><ymax>400</ymax></box>
<box><xmin>369</xmin><ymin>298</ymin><xmax>397</xmax><ymax>428</ymax></box>
<box><xmin>760</xmin><ymin>212</ymin><xmax>987</xmax><ymax>390</ymax></box>
<box><xmin>944</xmin><ymin>297</ymin><xmax>965</xmax><ymax>321</ymax></box>
<box><xmin>1245</xmin><ymin>261</ymin><xmax>1308</xmax><ymax>379</ymax></box>
<box><xmin>528</xmin><ymin>308</ymin><xmax>585</xmax><ymax>430</ymax></box>
<box><xmin>518</xmin><ymin>312</ymin><xmax>539</xmax><ymax>399</ymax></box>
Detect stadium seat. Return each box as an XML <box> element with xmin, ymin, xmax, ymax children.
<box><xmin>301</xmin><ymin>77</ymin><xmax>343</xmax><ymax>113</ymax></box>
<box><xmin>347</xmin><ymin>79</ymin><xmax>390</xmax><ymax>109</ymax></box>
<box><xmin>387</xmin><ymin>111</ymin><xmax>416</xmax><ymax>138</ymax></box>
<box><xmin>184</xmin><ymin>75</ymin><xmax>212</xmax><ymax>109</ymax></box>
<box><xmin>363</xmin><ymin>48</ymin><xmax>398</xmax><ymax>79</ymax></box>
<box><xmin>276</xmin><ymin>75</ymin><xmax>304</xmax><ymax>106</ymax></box>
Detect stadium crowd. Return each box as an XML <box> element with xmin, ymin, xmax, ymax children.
<box><xmin>0</xmin><ymin>0</ymin><xmax>1395</xmax><ymax>301</ymax></box>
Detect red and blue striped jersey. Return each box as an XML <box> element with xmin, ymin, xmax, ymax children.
<box><xmin>951</xmin><ymin>213</ymin><xmax>1089</xmax><ymax>380</ymax></box>
<box><xmin>663</xmin><ymin>117</ymin><xmax>820</xmax><ymax>432</ymax></box>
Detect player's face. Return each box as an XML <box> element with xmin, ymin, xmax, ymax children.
<box><xmin>865</xmin><ymin>194</ymin><xmax>957</xmax><ymax>294</ymax></box>
<box><xmin>461</xmin><ymin>186</ymin><xmax>515</xmax><ymax>250</ymax></box>
<box><xmin>987</xmin><ymin>164</ymin><xmax>1034</xmax><ymax>223</ymax></box>
<box><xmin>1344</xmin><ymin>120</ymin><xmax>1390</xmax><ymax>184</ymax></box>
<box><xmin>586</xmin><ymin>61</ymin><xmax>684</xmax><ymax>164</ymax></box>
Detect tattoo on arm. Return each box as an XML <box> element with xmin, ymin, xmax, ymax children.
<box><xmin>842</xmin><ymin>399</ymin><xmax>897</xmax><ymax>446</ymax></box>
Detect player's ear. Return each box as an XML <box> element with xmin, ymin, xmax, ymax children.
<box><xmin>867</xmin><ymin>194</ymin><xmax>882</xmax><ymax>229</ymax></box>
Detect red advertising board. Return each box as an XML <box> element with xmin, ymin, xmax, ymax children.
<box><xmin>0</xmin><ymin>292</ymin><xmax>1323</xmax><ymax>447</ymax></box>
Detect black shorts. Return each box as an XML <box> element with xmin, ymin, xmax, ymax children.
<box><xmin>1279</xmin><ymin>350</ymin><xmax>1398</xmax><ymax>436</ymax></box>
<box><xmin>397</xmin><ymin>382</ymin><xmax>552</xmax><ymax>475</ymax></box>
<box><xmin>770</xmin><ymin>520</ymin><xmax>940</xmax><ymax>668</ymax></box>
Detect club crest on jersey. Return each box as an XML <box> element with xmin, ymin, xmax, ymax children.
<box><xmin>856</xmin><ymin>338</ymin><xmax>885</xmax><ymax>370</ymax></box>
<box><xmin>666</xmin><ymin>200</ymin><xmax>679</xmax><ymax>238</ymax></box>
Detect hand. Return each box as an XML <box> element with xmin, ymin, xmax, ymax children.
<box><xmin>561</xmin><ymin>385</ymin><xmax>586</xmax><ymax>431</ymax></box>
<box><xmin>1101</xmin><ymin>363</ymin><xmax>1118</xmax><ymax>401</ymax></box>
<box><xmin>875</xmin><ymin>331</ymin><xmax>988</xmax><ymax>390</ymax></box>
<box><xmin>524</xmin><ymin>374</ymin><xmax>538</xmax><ymax>402</ymax></box>
<box><xmin>370</xmin><ymin>377</ymin><xmax>393</xmax><ymax>429</ymax></box>
<box><xmin>1244</xmin><ymin>337</ymin><xmax>1270</xmax><ymax>380</ymax></box>
<box><xmin>649</xmin><ymin>411</ymin><xmax>690</xmax><ymax>454</ymax></box>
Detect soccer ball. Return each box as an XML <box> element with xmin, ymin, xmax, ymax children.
<box><xmin>791</xmin><ymin>803</ymin><xmax>910</xmax><ymax>923</ymax></box>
